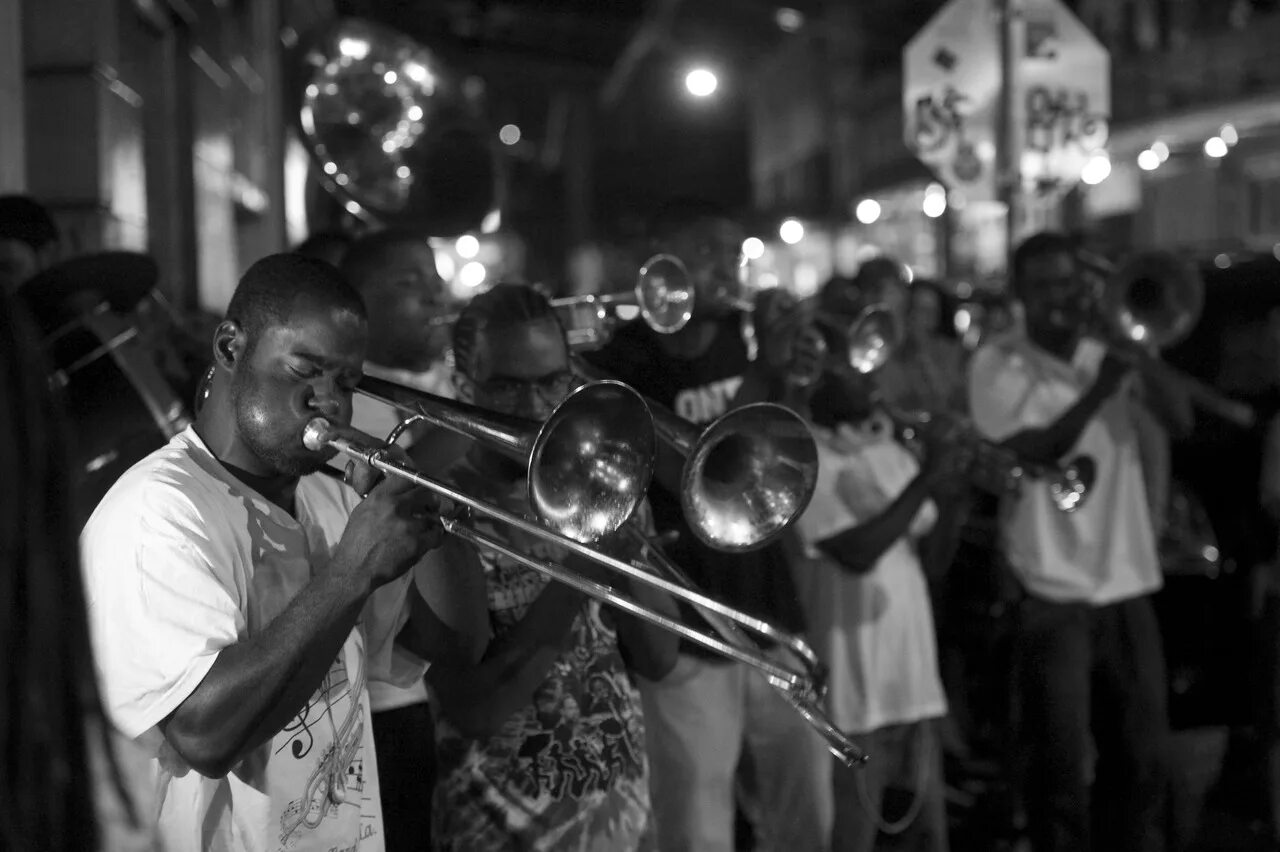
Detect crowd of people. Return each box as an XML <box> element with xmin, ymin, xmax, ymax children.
<box><xmin>0</xmin><ymin>189</ymin><xmax>1275</xmax><ymax>852</ymax></box>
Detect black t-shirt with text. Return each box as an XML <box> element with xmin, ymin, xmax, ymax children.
<box><xmin>583</xmin><ymin>315</ymin><xmax>806</xmax><ymax>659</ymax></box>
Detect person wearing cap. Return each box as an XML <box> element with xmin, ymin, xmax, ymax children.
<box><xmin>0</xmin><ymin>195</ymin><xmax>61</xmax><ymax>295</ymax></box>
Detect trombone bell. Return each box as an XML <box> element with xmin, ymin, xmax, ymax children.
<box><xmin>528</xmin><ymin>381</ymin><xmax>658</xmax><ymax>542</ymax></box>
<box><xmin>357</xmin><ymin>376</ymin><xmax>657</xmax><ymax>543</ymax></box>
<box><xmin>556</xmin><ymin>253</ymin><xmax>694</xmax><ymax>351</ymax></box>
<box><xmin>682</xmin><ymin>403</ymin><xmax>820</xmax><ymax>552</ymax></box>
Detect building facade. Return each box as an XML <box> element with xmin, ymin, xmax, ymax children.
<box><xmin>746</xmin><ymin>0</ymin><xmax>1280</xmax><ymax>289</ymax></box>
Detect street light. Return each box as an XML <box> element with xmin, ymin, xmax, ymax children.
<box><xmin>685</xmin><ymin>68</ymin><xmax>718</xmax><ymax>97</ymax></box>
<box><xmin>779</xmin><ymin>219</ymin><xmax>804</xmax><ymax>245</ymax></box>
<box><xmin>855</xmin><ymin>199</ymin><xmax>881</xmax><ymax>225</ymax></box>
<box><xmin>1204</xmin><ymin>136</ymin><xmax>1228</xmax><ymax>158</ymax></box>
<box><xmin>1080</xmin><ymin>154</ymin><xmax>1111</xmax><ymax>185</ymax></box>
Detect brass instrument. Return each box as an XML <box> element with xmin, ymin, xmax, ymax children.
<box><xmin>847</xmin><ymin>304</ymin><xmax>1095</xmax><ymax>513</ymax></box>
<box><xmin>788</xmin><ymin>304</ymin><xmax>901</xmax><ymax>388</ymax></box>
<box><xmin>891</xmin><ymin>408</ymin><xmax>1095</xmax><ymax>513</ymax></box>
<box><xmin>316</xmin><ymin>379</ymin><xmax>865</xmax><ymax>766</ymax></box>
<box><xmin>294</xmin><ymin>18</ymin><xmax>497</xmax><ymax>233</ymax></box>
<box><xmin>571</xmin><ymin>357</ymin><xmax>820</xmax><ymax>552</ymax></box>
<box><xmin>622</xmin><ymin>526</ymin><xmax>861</xmax><ymax>765</ymax></box>
<box><xmin>1083</xmin><ymin>250</ymin><xmax>1256</xmax><ymax>429</ymax></box>
<box><xmin>427</xmin><ymin>254</ymin><xmax>695</xmax><ymax>348</ymax></box>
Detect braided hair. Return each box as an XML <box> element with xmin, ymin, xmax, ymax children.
<box><xmin>451</xmin><ymin>283</ymin><xmax>566</xmax><ymax>379</ymax></box>
<box><xmin>0</xmin><ymin>294</ymin><xmax>126</xmax><ymax>850</ymax></box>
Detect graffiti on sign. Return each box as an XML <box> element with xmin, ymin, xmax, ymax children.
<box><xmin>1024</xmin><ymin>85</ymin><xmax>1109</xmax><ymax>155</ymax></box>
<box><xmin>911</xmin><ymin>86</ymin><xmax>970</xmax><ymax>155</ymax></box>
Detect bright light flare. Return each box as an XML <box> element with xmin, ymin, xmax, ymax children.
<box><xmin>742</xmin><ymin>237</ymin><xmax>765</xmax><ymax>259</ymax></box>
<box><xmin>1137</xmin><ymin>149</ymin><xmax>1160</xmax><ymax>171</ymax></box>
<box><xmin>455</xmin><ymin>235</ymin><xmax>480</xmax><ymax>259</ymax></box>
<box><xmin>923</xmin><ymin>182</ymin><xmax>947</xmax><ymax>218</ymax></box>
<box><xmin>779</xmin><ymin>218</ymin><xmax>804</xmax><ymax>245</ymax></box>
<box><xmin>1204</xmin><ymin>136</ymin><xmax>1228</xmax><ymax>158</ymax></box>
<box><xmin>338</xmin><ymin>38</ymin><xmax>370</xmax><ymax>60</ymax></box>
<box><xmin>459</xmin><ymin>261</ymin><xmax>486</xmax><ymax>288</ymax></box>
<box><xmin>1081</xmin><ymin>154</ymin><xmax>1112</xmax><ymax>185</ymax></box>
<box><xmin>499</xmin><ymin>124</ymin><xmax>521</xmax><ymax>146</ymax></box>
<box><xmin>855</xmin><ymin>199</ymin><xmax>881</xmax><ymax>224</ymax></box>
<box><xmin>685</xmin><ymin>68</ymin><xmax>718</xmax><ymax>97</ymax></box>
<box><xmin>435</xmin><ymin>253</ymin><xmax>456</xmax><ymax>281</ymax></box>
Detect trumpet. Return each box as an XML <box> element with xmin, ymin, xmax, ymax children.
<box><xmin>844</xmin><ymin>304</ymin><xmax>1096</xmax><ymax>513</ymax></box>
<box><xmin>427</xmin><ymin>254</ymin><xmax>695</xmax><ymax>350</ymax></box>
<box><xmin>322</xmin><ymin>380</ymin><xmax>865</xmax><ymax>766</ymax></box>
<box><xmin>571</xmin><ymin>357</ymin><xmax>820</xmax><ymax>553</ymax></box>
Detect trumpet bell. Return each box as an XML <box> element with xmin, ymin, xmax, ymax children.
<box><xmin>529</xmin><ymin>381</ymin><xmax>657</xmax><ymax>542</ymax></box>
<box><xmin>682</xmin><ymin>403</ymin><xmax>819</xmax><ymax>552</ymax></box>
<box><xmin>636</xmin><ymin>254</ymin><xmax>694</xmax><ymax>334</ymax></box>
<box><xmin>845</xmin><ymin>305</ymin><xmax>900</xmax><ymax>374</ymax></box>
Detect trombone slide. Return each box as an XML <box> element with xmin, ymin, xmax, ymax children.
<box><xmin>306</xmin><ymin>417</ymin><xmax>867</xmax><ymax>766</ymax></box>
<box><xmin>305</xmin><ymin>418</ymin><xmax>803</xmax><ymax>687</ymax></box>
<box><xmin>624</xmin><ymin>524</ymin><xmax>867</xmax><ymax>766</ymax></box>
<box><xmin>1113</xmin><ymin>347</ymin><xmax>1256</xmax><ymax>429</ymax></box>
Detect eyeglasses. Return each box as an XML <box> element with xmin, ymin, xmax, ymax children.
<box><xmin>464</xmin><ymin>368</ymin><xmax>585</xmax><ymax>411</ymax></box>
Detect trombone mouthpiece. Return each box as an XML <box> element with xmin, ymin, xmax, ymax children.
<box><xmin>302</xmin><ymin>418</ymin><xmax>335</xmax><ymax>451</ymax></box>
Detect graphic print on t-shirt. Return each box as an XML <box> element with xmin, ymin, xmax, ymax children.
<box><xmin>673</xmin><ymin>375</ymin><xmax>744</xmax><ymax>424</ymax></box>
<box><xmin>277</xmin><ymin>649</ymin><xmax>370</xmax><ymax>847</ymax></box>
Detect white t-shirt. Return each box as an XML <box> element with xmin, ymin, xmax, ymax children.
<box><xmin>791</xmin><ymin>418</ymin><xmax>948</xmax><ymax>735</ymax></box>
<box><xmin>81</xmin><ymin>427</ymin><xmax>422</xmax><ymax>852</ymax></box>
<box><xmin>348</xmin><ymin>361</ymin><xmax>454</xmax><ymax>713</ymax></box>
<box><xmin>967</xmin><ymin>332</ymin><xmax>1161</xmax><ymax>605</ymax></box>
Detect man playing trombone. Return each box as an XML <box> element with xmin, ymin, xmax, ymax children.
<box><xmin>79</xmin><ymin>254</ymin><xmax>490</xmax><ymax>851</ymax></box>
<box><xmin>967</xmin><ymin>232</ymin><xmax>1191</xmax><ymax>852</ymax></box>
<box><xmin>424</xmin><ymin>283</ymin><xmax>679</xmax><ymax>850</ymax></box>
<box><xmin>584</xmin><ymin>198</ymin><xmax>833</xmax><ymax>852</ymax></box>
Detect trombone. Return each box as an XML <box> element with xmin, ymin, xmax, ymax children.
<box><xmin>428</xmin><ymin>254</ymin><xmax>695</xmax><ymax>350</ymax></box>
<box><xmin>330</xmin><ymin>377</ymin><xmax>866</xmax><ymax>766</ymax></box>
<box><xmin>835</xmin><ymin>304</ymin><xmax>1096</xmax><ymax>513</ymax></box>
<box><xmin>1081</xmin><ymin>250</ymin><xmax>1256</xmax><ymax>429</ymax></box>
<box><xmin>571</xmin><ymin>357</ymin><xmax>820</xmax><ymax>555</ymax></box>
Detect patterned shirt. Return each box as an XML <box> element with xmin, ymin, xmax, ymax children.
<box><xmin>431</xmin><ymin>458</ymin><xmax>653</xmax><ymax>851</ymax></box>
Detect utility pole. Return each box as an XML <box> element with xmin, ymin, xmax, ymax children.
<box><xmin>996</xmin><ymin>0</ymin><xmax>1025</xmax><ymax>276</ymax></box>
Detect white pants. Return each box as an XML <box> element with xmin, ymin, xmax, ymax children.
<box><xmin>639</xmin><ymin>651</ymin><xmax>834</xmax><ymax>852</ymax></box>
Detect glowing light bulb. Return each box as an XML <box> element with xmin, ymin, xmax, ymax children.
<box><xmin>855</xmin><ymin>199</ymin><xmax>881</xmax><ymax>224</ymax></box>
<box><xmin>1080</xmin><ymin>154</ymin><xmax>1111</xmax><ymax>185</ymax></box>
<box><xmin>685</xmin><ymin>68</ymin><xmax>718</xmax><ymax>97</ymax></box>
<box><xmin>779</xmin><ymin>219</ymin><xmax>804</xmax><ymax>245</ymax></box>
<box><xmin>455</xmin><ymin>235</ymin><xmax>480</xmax><ymax>259</ymax></box>
<box><xmin>499</xmin><ymin>124</ymin><xmax>521</xmax><ymax>146</ymax></box>
<box><xmin>922</xmin><ymin>192</ymin><xmax>947</xmax><ymax>218</ymax></box>
<box><xmin>1204</xmin><ymin>136</ymin><xmax>1228</xmax><ymax>158</ymax></box>
<box><xmin>1137</xmin><ymin>149</ymin><xmax>1160</xmax><ymax>171</ymax></box>
<box><xmin>742</xmin><ymin>237</ymin><xmax>765</xmax><ymax>259</ymax></box>
<box><xmin>459</xmin><ymin>261</ymin><xmax>486</xmax><ymax>288</ymax></box>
